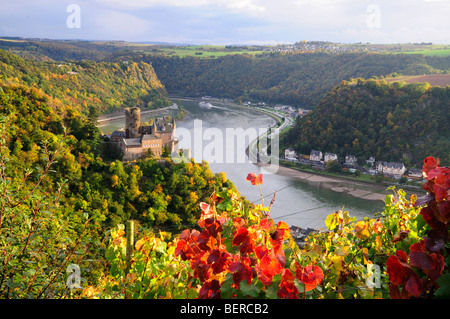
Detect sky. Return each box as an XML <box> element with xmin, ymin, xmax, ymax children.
<box><xmin>0</xmin><ymin>0</ymin><xmax>449</xmax><ymax>45</ymax></box>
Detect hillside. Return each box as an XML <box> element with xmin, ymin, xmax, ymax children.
<box><xmin>2</xmin><ymin>39</ymin><xmax>450</xmax><ymax>110</ymax></box>
<box><xmin>137</xmin><ymin>52</ymin><xmax>450</xmax><ymax>108</ymax></box>
<box><xmin>0</xmin><ymin>80</ymin><xmax>239</xmax><ymax>297</ymax></box>
<box><xmin>0</xmin><ymin>79</ymin><xmax>234</xmax><ymax>230</ymax></box>
<box><xmin>282</xmin><ymin>78</ymin><xmax>450</xmax><ymax>166</ymax></box>
<box><xmin>0</xmin><ymin>49</ymin><xmax>170</xmax><ymax>115</ymax></box>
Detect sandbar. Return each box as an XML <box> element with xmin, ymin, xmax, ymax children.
<box><xmin>273</xmin><ymin>164</ymin><xmax>387</xmax><ymax>201</ymax></box>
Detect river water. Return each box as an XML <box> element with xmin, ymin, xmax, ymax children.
<box><xmin>98</xmin><ymin>99</ymin><xmax>387</xmax><ymax>229</ymax></box>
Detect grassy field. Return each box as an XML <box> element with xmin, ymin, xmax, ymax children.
<box><xmin>158</xmin><ymin>45</ymin><xmax>267</xmax><ymax>58</ymax></box>
<box><xmin>392</xmin><ymin>44</ymin><xmax>450</xmax><ymax>57</ymax></box>
<box><xmin>385</xmin><ymin>74</ymin><xmax>450</xmax><ymax>87</ymax></box>
<box><xmin>402</xmin><ymin>48</ymin><xmax>450</xmax><ymax>57</ymax></box>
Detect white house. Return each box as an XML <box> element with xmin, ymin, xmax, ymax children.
<box><xmin>324</xmin><ymin>152</ymin><xmax>338</xmax><ymax>163</ymax></box>
<box><xmin>366</xmin><ymin>156</ymin><xmax>375</xmax><ymax>167</ymax></box>
<box><xmin>377</xmin><ymin>162</ymin><xmax>406</xmax><ymax>178</ymax></box>
<box><xmin>345</xmin><ymin>155</ymin><xmax>357</xmax><ymax>166</ymax></box>
<box><xmin>285</xmin><ymin>148</ymin><xmax>297</xmax><ymax>160</ymax></box>
<box><xmin>310</xmin><ymin>150</ymin><xmax>323</xmax><ymax>162</ymax></box>
<box><xmin>406</xmin><ymin>168</ymin><xmax>423</xmax><ymax>179</ymax></box>
<box><xmin>298</xmin><ymin>109</ymin><xmax>311</xmax><ymax>117</ymax></box>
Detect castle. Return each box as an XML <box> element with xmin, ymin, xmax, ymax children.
<box><xmin>110</xmin><ymin>107</ymin><xmax>178</xmax><ymax>161</ymax></box>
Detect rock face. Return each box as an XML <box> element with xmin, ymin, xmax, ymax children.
<box><xmin>290</xmin><ymin>226</ymin><xmax>317</xmax><ymax>247</ymax></box>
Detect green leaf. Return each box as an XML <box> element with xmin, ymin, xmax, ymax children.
<box><xmin>134</xmin><ymin>260</ymin><xmax>146</xmax><ymax>273</ymax></box>
<box><xmin>325</xmin><ymin>213</ymin><xmax>338</xmax><ymax>231</ymax></box>
<box><xmin>265</xmin><ymin>282</ymin><xmax>280</xmax><ymax>299</ymax></box>
<box><xmin>217</xmin><ymin>199</ymin><xmax>232</xmax><ymax>211</ymax></box>
<box><xmin>385</xmin><ymin>194</ymin><xmax>393</xmax><ymax>205</ymax></box>
<box><xmin>240</xmin><ymin>280</ymin><xmax>259</xmax><ymax>298</ymax></box>
<box><xmin>414</xmin><ymin>213</ymin><xmax>428</xmax><ymax>233</ymax></box>
<box><xmin>220</xmin><ymin>273</ymin><xmax>234</xmax><ymax>299</ymax></box>
<box><xmin>435</xmin><ymin>274</ymin><xmax>450</xmax><ymax>298</ymax></box>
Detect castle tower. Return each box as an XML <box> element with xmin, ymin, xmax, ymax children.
<box><xmin>125</xmin><ymin>107</ymin><xmax>141</xmax><ymax>138</ymax></box>
<box><xmin>171</xmin><ymin>118</ymin><xmax>176</xmax><ymax>137</ymax></box>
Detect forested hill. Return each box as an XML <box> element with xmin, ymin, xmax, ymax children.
<box><xmin>282</xmin><ymin>78</ymin><xmax>450</xmax><ymax>166</ymax></box>
<box><xmin>0</xmin><ymin>79</ymin><xmax>239</xmax><ymax>297</ymax></box>
<box><xmin>0</xmin><ymin>79</ymin><xmax>234</xmax><ymax>231</ymax></box>
<box><xmin>0</xmin><ymin>49</ymin><xmax>170</xmax><ymax>115</ymax></box>
<box><xmin>2</xmin><ymin>39</ymin><xmax>450</xmax><ymax>110</ymax></box>
<box><xmin>136</xmin><ymin>52</ymin><xmax>450</xmax><ymax>108</ymax></box>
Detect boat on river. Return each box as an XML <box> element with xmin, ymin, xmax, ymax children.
<box><xmin>199</xmin><ymin>101</ymin><xmax>213</xmax><ymax>109</ymax></box>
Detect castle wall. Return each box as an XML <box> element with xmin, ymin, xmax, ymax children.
<box><xmin>122</xmin><ymin>146</ymin><xmax>145</xmax><ymax>161</ymax></box>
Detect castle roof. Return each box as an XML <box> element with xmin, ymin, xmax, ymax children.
<box><xmin>111</xmin><ymin>130</ymin><xmax>126</xmax><ymax>137</ymax></box>
<box><xmin>122</xmin><ymin>138</ymin><xmax>141</xmax><ymax>147</ymax></box>
<box><xmin>142</xmin><ymin>134</ymin><xmax>161</xmax><ymax>141</ymax></box>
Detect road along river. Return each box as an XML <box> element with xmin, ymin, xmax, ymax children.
<box><xmin>98</xmin><ymin>98</ymin><xmax>393</xmax><ymax>229</ymax></box>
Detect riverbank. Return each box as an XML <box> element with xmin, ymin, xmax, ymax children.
<box><xmin>263</xmin><ymin>161</ymin><xmax>427</xmax><ymax>203</ymax></box>
<box><xmin>272</xmin><ymin>164</ymin><xmax>387</xmax><ymax>201</ymax></box>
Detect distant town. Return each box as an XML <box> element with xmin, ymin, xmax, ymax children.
<box><xmin>283</xmin><ymin>148</ymin><xmax>423</xmax><ymax>184</ymax></box>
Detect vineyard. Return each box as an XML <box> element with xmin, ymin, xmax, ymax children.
<box><xmin>85</xmin><ymin>157</ymin><xmax>449</xmax><ymax>299</ymax></box>
<box><xmin>0</xmin><ymin>46</ymin><xmax>449</xmax><ymax>301</ymax></box>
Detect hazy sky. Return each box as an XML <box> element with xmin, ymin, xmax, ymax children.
<box><xmin>1</xmin><ymin>0</ymin><xmax>449</xmax><ymax>45</ymax></box>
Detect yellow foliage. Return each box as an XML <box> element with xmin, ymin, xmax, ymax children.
<box><xmin>111</xmin><ymin>174</ymin><xmax>119</xmax><ymax>187</ymax></box>
<box><xmin>329</xmin><ymin>255</ymin><xmax>344</xmax><ymax>273</ymax></box>
<box><xmin>371</xmin><ymin>220</ymin><xmax>383</xmax><ymax>234</ymax></box>
<box><xmin>219</xmin><ymin>172</ymin><xmax>227</xmax><ymax>184</ymax></box>
<box><xmin>189</xmin><ymin>191</ymin><xmax>198</xmax><ymax>204</ymax></box>
<box><xmin>154</xmin><ymin>184</ymin><xmax>163</xmax><ymax>194</ymax></box>
<box><xmin>375</xmin><ymin>235</ymin><xmax>382</xmax><ymax>252</ymax></box>
<box><xmin>354</xmin><ymin>221</ymin><xmax>370</xmax><ymax>239</ymax></box>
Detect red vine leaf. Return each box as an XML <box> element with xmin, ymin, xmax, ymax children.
<box><xmin>386</xmin><ymin>250</ymin><xmax>422</xmax><ymax>297</ymax></box>
<box><xmin>277</xmin><ymin>269</ymin><xmax>299</xmax><ymax>299</ymax></box>
<box><xmin>254</xmin><ymin>244</ymin><xmax>269</xmax><ymax>260</ymax></box>
<box><xmin>296</xmin><ymin>265</ymin><xmax>324</xmax><ymax>291</ymax></box>
<box><xmin>256</xmin><ymin>255</ymin><xmax>283</xmax><ymax>285</ymax></box>
<box><xmin>409</xmin><ymin>242</ymin><xmax>435</xmax><ymax>270</ymax></box>
<box><xmin>199</xmin><ymin>279</ymin><xmax>221</xmax><ymax>299</ymax></box>
<box><xmin>270</xmin><ymin>221</ymin><xmax>291</xmax><ymax>242</ymax></box>
<box><xmin>246</xmin><ymin>173</ymin><xmax>263</xmax><ymax>185</ymax></box>
<box><xmin>207</xmin><ymin>249</ymin><xmax>231</xmax><ymax>274</ymax></box>
<box><xmin>228</xmin><ymin>256</ymin><xmax>253</xmax><ymax>287</ymax></box>
<box><xmin>232</xmin><ymin>227</ymin><xmax>256</xmax><ymax>254</ymax></box>
<box><xmin>233</xmin><ymin>217</ymin><xmax>246</xmax><ymax>229</ymax></box>
<box><xmin>259</xmin><ymin>218</ymin><xmax>273</xmax><ymax>231</ymax></box>
<box><xmin>422</xmin><ymin>157</ymin><xmax>440</xmax><ymax>179</ymax></box>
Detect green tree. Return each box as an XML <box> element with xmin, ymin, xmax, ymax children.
<box><xmin>326</xmin><ymin>160</ymin><xmax>342</xmax><ymax>173</ymax></box>
<box><xmin>0</xmin><ymin>115</ymin><xmax>92</xmax><ymax>298</ymax></box>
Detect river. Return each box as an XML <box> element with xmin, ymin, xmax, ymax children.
<box><xmin>98</xmin><ymin>98</ymin><xmax>388</xmax><ymax>229</ymax></box>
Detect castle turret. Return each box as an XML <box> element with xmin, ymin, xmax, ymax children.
<box><xmin>125</xmin><ymin>107</ymin><xmax>141</xmax><ymax>138</ymax></box>
<box><xmin>172</xmin><ymin>118</ymin><xmax>176</xmax><ymax>136</ymax></box>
